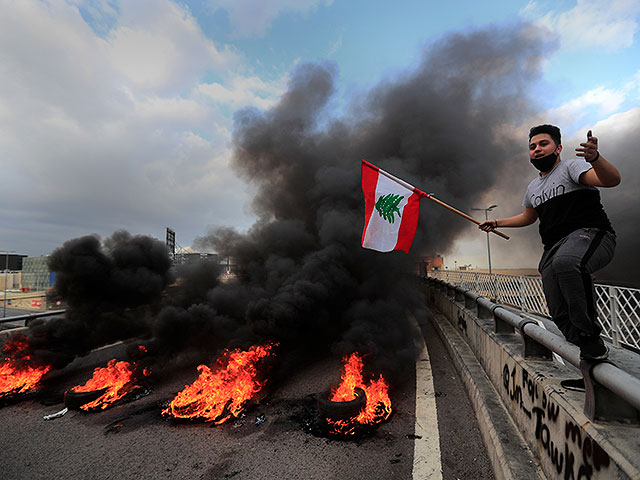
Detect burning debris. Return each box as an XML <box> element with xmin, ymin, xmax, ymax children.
<box><xmin>163</xmin><ymin>343</ymin><xmax>277</xmax><ymax>424</ymax></box>
<box><xmin>0</xmin><ymin>336</ymin><xmax>51</xmax><ymax>399</ymax></box>
<box><xmin>320</xmin><ymin>353</ymin><xmax>392</xmax><ymax>436</ymax></box>
<box><xmin>65</xmin><ymin>358</ymin><xmax>150</xmax><ymax>411</ymax></box>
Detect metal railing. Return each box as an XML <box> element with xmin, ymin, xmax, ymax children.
<box><xmin>424</xmin><ymin>278</ymin><xmax>640</xmax><ymax>424</ymax></box>
<box><xmin>0</xmin><ymin>309</ymin><xmax>66</xmax><ymax>324</ymax></box>
<box><xmin>426</xmin><ymin>270</ymin><xmax>640</xmax><ymax>351</ymax></box>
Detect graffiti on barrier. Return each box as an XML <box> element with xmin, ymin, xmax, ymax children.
<box><xmin>502</xmin><ymin>361</ymin><xmax>610</xmax><ymax>479</ymax></box>
<box><xmin>457</xmin><ymin>314</ymin><xmax>467</xmax><ymax>336</ymax></box>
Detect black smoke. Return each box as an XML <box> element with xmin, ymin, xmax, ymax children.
<box><xmin>25</xmin><ymin>231</ymin><xmax>172</xmax><ymax>368</ymax></box>
<box><xmin>8</xmin><ymin>24</ymin><xmax>560</xmax><ymax>383</ymax></box>
<box><xmin>587</xmin><ymin>108</ymin><xmax>640</xmax><ymax>287</ymax></box>
<box><xmin>166</xmin><ymin>24</ymin><xmax>554</xmax><ymax>379</ymax></box>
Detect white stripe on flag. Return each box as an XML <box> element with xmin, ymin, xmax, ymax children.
<box><xmin>362</xmin><ymin>172</ymin><xmax>413</xmax><ymax>252</ymax></box>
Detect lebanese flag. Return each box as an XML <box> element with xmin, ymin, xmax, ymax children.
<box><xmin>361</xmin><ymin>160</ymin><xmax>422</xmax><ymax>253</ymax></box>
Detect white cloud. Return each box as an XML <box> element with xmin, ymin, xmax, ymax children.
<box><xmin>212</xmin><ymin>0</ymin><xmax>333</xmax><ymax>37</ymax></box>
<box><xmin>551</xmin><ymin>86</ymin><xmax>627</xmax><ymax>124</ymax></box>
<box><xmin>0</xmin><ymin>0</ymin><xmax>267</xmax><ymax>255</ymax></box>
<box><xmin>522</xmin><ymin>0</ymin><xmax>640</xmax><ymax>50</ymax></box>
<box><xmin>198</xmin><ymin>74</ymin><xmax>287</xmax><ymax>110</ymax></box>
<box><xmin>105</xmin><ymin>0</ymin><xmax>240</xmax><ymax>93</ymax></box>
<box><xmin>130</xmin><ymin>93</ymin><xmax>209</xmax><ymax>123</ymax></box>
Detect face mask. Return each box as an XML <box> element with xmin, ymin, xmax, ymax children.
<box><xmin>530</xmin><ymin>152</ymin><xmax>557</xmax><ymax>172</ymax></box>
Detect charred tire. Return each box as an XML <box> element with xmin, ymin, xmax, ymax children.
<box><xmin>316</xmin><ymin>387</ymin><xmax>366</xmax><ymax>420</ymax></box>
<box><xmin>64</xmin><ymin>388</ymin><xmax>108</xmax><ymax>410</ymax></box>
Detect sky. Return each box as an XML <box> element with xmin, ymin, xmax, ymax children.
<box><xmin>1</xmin><ymin>0</ymin><xmax>639</xmax><ymax>276</ymax></box>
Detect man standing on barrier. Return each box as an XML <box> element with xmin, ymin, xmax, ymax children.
<box><xmin>479</xmin><ymin>124</ymin><xmax>621</xmax><ymax>360</ymax></box>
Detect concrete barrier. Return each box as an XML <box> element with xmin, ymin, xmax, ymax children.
<box><xmin>422</xmin><ymin>277</ymin><xmax>640</xmax><ymax>480</ymax></box>
<box><xmin>0</xmin><ymin>326</ymin><xmax>29</xmax><ymax>342</ymax></box>
<box><xmin>1</xmin><ymin>292</ymin><xmax>47</xmax><ymax>310</ymax></box>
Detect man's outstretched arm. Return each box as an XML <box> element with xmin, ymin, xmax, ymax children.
<box><xmin>478</xmin><ymin>207</ymin><xmax>538</xmax><ymax>231</ymax></box>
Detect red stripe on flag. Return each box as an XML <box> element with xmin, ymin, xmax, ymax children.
<box><xmin>394</xmin><ymin>190</ymin><xmax>421</xmax><ymax>253</ymax></box>
<box><xmin>361</xmin><ymin>160</ymin><xmax>379</xmax><ymax>245</ymax></box>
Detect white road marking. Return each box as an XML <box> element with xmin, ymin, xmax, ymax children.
<box><xmin>409</xmin><ymin>313</ymin><xmax>443</xmax><ymax>480</ymax></box>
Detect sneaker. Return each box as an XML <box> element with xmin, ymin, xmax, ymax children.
<box><xmin>580</xmin><ymin>344</ymin><xmax>609</xmax><ymax>361</ymax></box>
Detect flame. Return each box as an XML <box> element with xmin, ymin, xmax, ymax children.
<box><xmin>0</xmin><ymin>336</ymin><xmax>51</xmax><ymax>397</ymax></box>
<box><xmin>69</xmin><ymin>359</ymin><xmax>148</xmax><ymax>411</ymax></box>
<box><xmin>163</xmin><ymin>343</ymin><xmax>276</xmax><ymax>424</ymax></box>
<box><xmin>326</xmin><ymin>353</ymin><xmax>392</xmax><ymax>435</ymax></box>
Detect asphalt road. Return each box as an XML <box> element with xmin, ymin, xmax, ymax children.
<box><xmin>0</xmin><ymin>307</ymin><xmax>494</xmax><ymax>480</ymax></box>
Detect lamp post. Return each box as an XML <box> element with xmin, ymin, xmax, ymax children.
<box><xmin>471</xmin><ymin>205</ymin><xmax>498</xmax><ymax>275</ymax></box>
<box><xmin>2</xmin><ymin>250</ymin><xmax>16</xmax><ymax>318</ymax></box>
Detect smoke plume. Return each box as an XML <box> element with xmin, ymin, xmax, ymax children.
<box><xmin>584</xmin><ymin>108</ymin><xmax>640</xmax><ymax>287</ymax></box>
<box><xmin>9</xmin><ymin>24</ymin><xmax>563</xmax><ymax>383</ymax></box>
<box><xmin>176</xmin><ymin>24</ymin><xmax>554</xmax><ymax>378</ymax></box>
<box><xmin>26</xmin><ymin>231</ymin><xmax>172</xmax><ymax>368</ymax></box>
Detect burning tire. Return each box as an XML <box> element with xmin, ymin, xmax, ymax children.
<box><xmin>316</xmin><ymin>387</ymin><xmax>366</xmax><ymax>420</ymax></box>
<box><xmin>64</xmin><ymin>388</ymin><xmax>108</xmax><ymax>410</ymax></box>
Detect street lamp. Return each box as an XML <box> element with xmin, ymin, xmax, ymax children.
<box><xmin>471</xmin><ymin>205</ymin><xmax>498</xmax><ymax>276</ymax></box>
<box><xmin>2</xmin><ymin>250</ymin><xmax>16</xmax><ymax>318</ymax></box>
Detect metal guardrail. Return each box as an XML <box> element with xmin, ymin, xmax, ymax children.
<box><xmin>426</xmin><ymin>270</ymin><xmax>640</xmax><ymax>351</ymax></box>
<box><xmin>0</xmin><ymin>309</ymin><xmax>66</xmax><ymax>324</ymax></box>
<box><xmin>425</xmin><ymin>278</ymin><xmax>640</xmax><ymax>424</ymax></box>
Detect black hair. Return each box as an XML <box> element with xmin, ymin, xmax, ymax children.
<box><xmin>529</xmin><ymin>124</ymin><xmax>561</xmax><ymax>146</ymax></box>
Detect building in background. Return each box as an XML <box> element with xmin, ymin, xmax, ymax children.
<box><xmin>22</xmin><ymin>255</ymin><xmax>54</xmax><ymax>292</ymax></box>
<box><xmin>172</xmin><ymin>252</ymin><xmax>219</xmax><ymax>265</ymax></box>
<box><xmin>418</xmin><ymin>254</ymin><xmax>444</xmax><ymax>276</ymax></box>
<box><xmin>219</xmin><ymin>256</ymin><xmax>237</xmax><ymax>275</ymax></box>
<box><xmin>424</xmin><ymin>255</ymin><xmax>444</xmax><ymax>272</ymax></box>
<box><xmin>0</xmin><ymin>272</ymin><xmax>21</xmax><ymax>291</ymax></box>
<box><xmin>1</xmin><ymin>254</ymin><xmax>27</xmax><ymax>271</ymax></box>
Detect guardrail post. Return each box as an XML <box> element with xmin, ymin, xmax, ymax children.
<box><xmin>609</xmin><ymin>286</ymin><xmax>621</xmax><ymax>348</ymax></box>
<box><xmin>518</xmin><ymin>320</ymin><xmax>552</xmax><ymax>360</ymax></box>
<box><xmin>494</xmin><ymin>308</ymin><xmax>515</xmax><ymax>334</ymax></box>
<box><xmin>581</xmin><ymin>359</ymin><xmax>640</xmax><ymax>424</ymax></box>
<box><xmin>447</xmin><ymin>285</ymin><xmax>455</xmax><ymax>299</ymax></box>
<box><xmin>519</xmin><ymin>276</ymin><xmax>526</xmax><ymax>311</ymax></box>
<box><xmin>477</xmin><ymin>299</ymin><xmax>515</xmax><ymax>334</ymax></box>
<box><xmin>454</xmin><ymin>287</ymin><xmax>465</xmax><ymax>303</ymax></box>
<box><xmin>464</xmin><ymin>292</ymin><xmax>476</xmax><ymax>312</ymax></box>
<box><xmin>477</xmin><ymin>301</ymin><xmax>493</xmax><ymax>321</ymax></box>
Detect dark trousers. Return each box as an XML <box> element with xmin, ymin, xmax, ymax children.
<box><xmin>539</xmin><ymin>228</ymin><xmax>616</xmax><ymax>346</ymax></box>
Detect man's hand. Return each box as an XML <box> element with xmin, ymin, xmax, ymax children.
<box><xmin>576</xmin><ymin>130</ymin><xmax>599</xmax><ymax>162</ymax></box>
<box><xmin>478</xmin><ymin>220</ymin><xmax>498</xmax><ymax>232</ymax></box>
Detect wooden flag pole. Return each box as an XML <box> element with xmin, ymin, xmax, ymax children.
<box><xmin>367</xmin><ymin>160</ymin><xmax>510</xmax><ymax>241</ymax></box>
<box><xmin>419</xmin><ymin>193</ymin><xmax>510</xmax><ymax>240</ymax></box>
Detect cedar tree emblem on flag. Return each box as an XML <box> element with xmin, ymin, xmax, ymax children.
<box><xmin>361</xmin><ymin>160</ymin><xmax>422</xmax><ymax>253</ymax></box>
<box><xmin>375</xmin><ymin>194</ymin><xmax>404</xmax><ymax>224</ymax></box>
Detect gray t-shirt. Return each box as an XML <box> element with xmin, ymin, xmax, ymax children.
<box><xmin>523</xmin><ymin>158</ymin><xmax>613</xmax><ymax>248</ymax></box>
<box><xmin>523</xmin><ymin>158</ymin><xmax>594</xmax><ymax>208</ymax></box>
